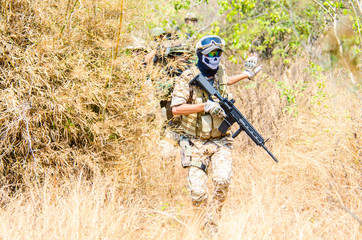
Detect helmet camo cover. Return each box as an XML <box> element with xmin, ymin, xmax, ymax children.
<box><xmin>151</xmin><ymin>27</ymin><xmax>166</xmax><ymax>38</ymax></box>
<box><xmin>185</xmin><ymin>12</ymin><xmax>197</xmax><ymax>21</ymax></box>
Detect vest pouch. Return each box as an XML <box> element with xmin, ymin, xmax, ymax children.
<box><xmin>181</xmin><ymin>113</ymin><xmax>198</xmax><ymax>137</ymax></box>
<box><xmin>211</xmin><ymin>116</ymin><xmax>223</xmax><ymax>138</ymax></box>
<box><xmin>180</xmin><ymin>136</ymin><xmax>192</xmax><ymax>168</ymax></box>
<box><xmin>161</xmin><ymin>107</ymin><xmax>167</xmax><ymax>119</ymax></box>
<box><xmin>200</xmin><ymin>114</ymin><xmax>212</xmax><ymax>139</ymax></box>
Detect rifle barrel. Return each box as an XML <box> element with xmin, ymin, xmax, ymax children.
<box><xmin>262</xmin><ymin>144</ymin><xmax>279</xmax><ymax>163</ymax></box>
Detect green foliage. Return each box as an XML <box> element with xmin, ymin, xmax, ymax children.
<box><xmin>216</xmin><ymin>0</ymin><xmax>361</xmax><ymax>62</ymax></box>
<box><xmin>306</xmin><ymin>62</ymin><xmax>328</xmax><ymax>106</ymax></box>
<box><xmin>275</xmin><ymin>61</ymin><xmax>330</xmax><ymax>117</ymax></box>
<box><xmin>275</xmin><ymin>80</ymin><xmax>306</xmax><ymax>117</ymax></box>
<box><xmin>172</xmin><ymin>0</ymin><xmax>191</xmax><ymax>11</ymax></box>
<box><xmin>217</xmin><ymin>0</ymin><xmax>321</xmax><ymax>59</ymax></box>
<box><xmin>171</xmin><ymin>0</ymin><xmax>208</xmax><ymax>11</ymax></box>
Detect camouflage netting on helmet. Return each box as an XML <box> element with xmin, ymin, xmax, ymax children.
<box><xmin>165</xmin><ymin>43</ymin><xmax>191</xmax><ymax>57</ymax></box>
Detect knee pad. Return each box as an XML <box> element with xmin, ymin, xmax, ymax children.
<box><xmin>190</xmin><ymin>188</ymin><xmax>207</xmax><ymax>203</ymax></box>
<box><xmin>213</xmin><ymin>180</ymin><xmax>229</xmax><ymax>202</ymax></box>
<box><xmin>214</xmin><ymin>180</ymin><xmax>229</xmax><ymax>189</ymax></box>
<box><xmin>192</xmin><ymin>197</ymin><xmax>207</xmax><ymax>207</ymax></box>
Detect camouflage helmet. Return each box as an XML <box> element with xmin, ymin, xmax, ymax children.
<box><xmin>196</xmin><ymin>35</ymin><xmax>225</xmax><ymax>54</ymax></box>
<box><xmin>165</xmin><ymin>43</ymin><xmax>190</xmax><ymax>57</ymax></box>
<box><xmin>125</xmin><ymin>37</ymin><xmax>147</xmax><ymax>52</ymax></box>
<box><xmin>164</xmin><ymin>24</ymin><xmax>177</xmax><ymax>36</ymax></box>
<box><xmin>184</xmin><ymin>12</ymin><xmax>198</xmax><ymax>21</ymax></box>
<box><xmin>151</xmin><ymin>27</ymin><xmax>166</xmax><ymax>38</ymax></box>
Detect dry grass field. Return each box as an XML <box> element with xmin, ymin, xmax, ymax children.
<box><xmin>0</xmin><ymin>0</ymin><xmax>361</xmax><ymax>239</ymax></box>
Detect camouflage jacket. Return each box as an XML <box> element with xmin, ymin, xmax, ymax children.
<box><xmin>170</xmin><ymin>65</ymin><xmax>232</xmax><ymax>140</ymax></box>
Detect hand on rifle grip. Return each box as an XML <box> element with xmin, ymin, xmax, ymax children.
<box><xmin>204</xmin><ymin>100</ymin><xmax>226</xmax><ymax>118</ymax></box>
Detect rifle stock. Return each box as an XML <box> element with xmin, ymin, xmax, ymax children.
<box><xmin>190</xmin><ymin>74</ymin><xmax>279</xmax><ymax>163</ymax></box>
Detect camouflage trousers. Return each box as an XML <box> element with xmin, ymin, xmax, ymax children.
<box><xmin>183</xmin><ymin>136</ymin><xmax>233</xmax><ymax>217</ymax></box>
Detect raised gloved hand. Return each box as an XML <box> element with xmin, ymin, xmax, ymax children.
<box><xmin>204</xmin><ymin>100</ymin><xmax>226</xmax><ymax>118</ymax></box>
<box><xmin>242</xmin><ymin>54</ymin><xmax>262</xmax><ymax>80</ymax></box>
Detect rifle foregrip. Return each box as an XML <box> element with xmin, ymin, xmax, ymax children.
<box><xmin>232</xmin><ymin>128</ymin><xmax>243</xmax><ymax>138</ymax></box>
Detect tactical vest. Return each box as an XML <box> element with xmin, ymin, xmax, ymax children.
<box><xmin>181</xmin><ymin>65</ymin><xmax>230</xmax><ymax>139</ymax></box>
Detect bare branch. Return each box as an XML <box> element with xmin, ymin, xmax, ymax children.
<box><xmin>312</xmin><ymin>0</ymin><xmax>335</xmax><ymax>19</ymax></box>
<box><xmin>354</xmin><ymin>0</ymin><xmax>362</xmax><ymax>16</ymax></box>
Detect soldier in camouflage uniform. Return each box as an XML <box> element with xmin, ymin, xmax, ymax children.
<box><xmin>171</xmin><ymin>35</ymin><xmax>262</xmax><ymax>232</ymax></box>
<box><xmin>144</xmin><ymin>27</ymin><xmax>168</xmax><ymax>65</ymax></box>
<box><xmin>143</xmin><ymin>27</ymin><xmax>195</xmax><ymax>156</ymax></box>
<box><xmin>183</xmin><ymin>12</ymin><xmax>198</xmax><ymax>40</ymax></box>
<box><xmin>144</xmin><ymin>27</ymin><xmax>194</xmax><ymax>124</ymax></box>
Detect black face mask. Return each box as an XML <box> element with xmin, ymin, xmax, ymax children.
<box><xmin>196</xmin><ymin>50</ymin><xmax>218</xmax><ymax>77</ymax></box>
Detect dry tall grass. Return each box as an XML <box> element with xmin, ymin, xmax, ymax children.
<box><xmin>0</xmin><ymin>0</ymin><xmax>361</xmax><ymax>239</ymax></box>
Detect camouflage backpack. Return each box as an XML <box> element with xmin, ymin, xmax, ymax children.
<box><xmin>156</xmin><ymin>42</ymin><xmax>196</xmax><ymax>92</ymax></box>
<box><xmin>156</xmin><ymin>42</ymin><xmax>196</xmax><ymax>121</ymax></box>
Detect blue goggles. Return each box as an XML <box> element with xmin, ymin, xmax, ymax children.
<box><xmin>199</xmin><ymin>36</ymin><xmax>225</xmax><ymax>48</ymax></box>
